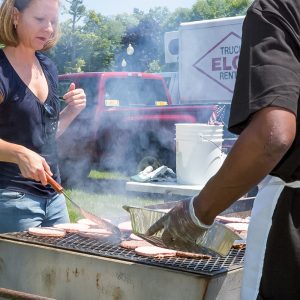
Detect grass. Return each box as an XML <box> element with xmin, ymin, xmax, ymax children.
<box><xmin>64</xmin><ymin>170</ymin><xmax>165</xmax><ymax>223</ymax></box>
<box><xmin>88</xmin><ymin>170</ymin><xmax>129</xmax><ymax>180</ymax></box>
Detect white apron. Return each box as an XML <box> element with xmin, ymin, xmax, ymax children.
<box><xmin>241</xmin><ymin>175</ymin><xmax>300</xmax><ymax>299</ymax></box>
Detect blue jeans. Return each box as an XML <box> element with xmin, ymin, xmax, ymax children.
<box><xmin>0</xmin><ymin>189</ymin><xmax>70</xmax><ymax>233</ymax></box>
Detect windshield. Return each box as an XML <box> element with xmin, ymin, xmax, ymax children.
<box><xmin>58</xmin><ymin>77</ymin><xmax>99</xmax><ymax>109</ymax></box>
<box><xmin>104</xmin><ymin>77</ymin><xmax>168</xmax><ymax>107</ymax></box>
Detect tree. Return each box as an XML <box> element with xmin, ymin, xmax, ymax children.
<box><xmin>192</xmin><ymin>0</ymin><xmax>251</xmax><ymax>19</ymax></box>
<box><xmin>118</xmin><ymin>7</ymin><xmax>171</xmax><ymax>72</ymax></box>
<box><xmin>162</xmin><ymin>7</ymin><xmax>193</xmax><ymax>32</ymax></box>
<box><xmin>49</xmin><ymin>0</ymin><xmax>252</xmax><ymax>74</ymax></box>
<box><xmin>120</xmin><ymin>16</ymin><xmax>161</xmax><ymax>72</ymax></box>
<box><xmin>64</xmin><ymin>0</ymin><xmax>86</xmax><ymax>68</ymax></box>
<box><xmin>81</xmin><ymin>11</ymin><xmax>125</xmax><ymax>71</ymax></box>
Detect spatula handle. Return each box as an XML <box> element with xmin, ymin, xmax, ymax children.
<box><xmin>45</xmin><ymin>173</ymin><xmax>64</xmax><ymax>193</ymax></box>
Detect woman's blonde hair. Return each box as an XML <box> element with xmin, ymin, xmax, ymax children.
<box><xmin>0</xmin><ymin>0</ymin><xmax>60</xmax><ymax>51</ymax></box>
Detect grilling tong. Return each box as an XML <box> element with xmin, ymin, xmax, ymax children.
<box><xmin>46</xmin><ymin>173</ymin><xmax>121</xmax><ymax>236</ymax></box>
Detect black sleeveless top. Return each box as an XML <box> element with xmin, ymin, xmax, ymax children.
<box><xmin>0</xmin><ymin>49</ymin><xmax>60</xmax><ymax>197</ymax></box>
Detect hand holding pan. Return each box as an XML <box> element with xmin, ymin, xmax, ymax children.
<box><xmin>45</xmin><ymin>173</ymin><xmax>121</xmax><ymax>236</ymax></box>
<box><xmin>145</xmin><ymin>199</ymin><xmax>211</xmax><ymax>252</ymax></box>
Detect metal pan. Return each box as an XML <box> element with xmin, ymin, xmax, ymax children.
<box><xmin>46</xmin><ymin>173</ymin><xmax>121</xmax><ymax>236</ymax></box>
<box><xmin>123</xmin><ymin>204</ymin><xmax>241</xmax><ymax>256</ymax></box>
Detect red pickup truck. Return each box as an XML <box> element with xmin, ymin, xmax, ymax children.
<box><xmin>57</xmin><ymin>72</ymin><xmax>216</xmax><ymax>185</ymax></box>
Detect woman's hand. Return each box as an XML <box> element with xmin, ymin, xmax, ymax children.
<box><xmin>16</xmin><ymin>146</ymin><xmax>52</xmax><ymax>186</ymax></box>
<box><xmin>56</xmin><ymin>82</ymin><xmax>87</xmax><ymax>138</ymax></box>
<box><xmin>62</xmin><ymin>82</ymin><xmax>86</xmax><ymax>116</ymax></box>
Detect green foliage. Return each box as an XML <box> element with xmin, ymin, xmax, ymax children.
<box><xmin>192</xmin><ymin>0</ymin><xmax>251</xmax><ymax>19</ymax></box>
<box><xmin>65</xmin><ymin>0</ymin><xmax>86</xmax><ymax>25</ymax></box>
<box><xmin>162</xmin><ymin>8</ymin><xmax>193</xmax><ymax>32</ymax></box>
<box><xmin>51</xmin><ymin>0</ymin><xmax>252</xmax><ymax>74</ymax></box>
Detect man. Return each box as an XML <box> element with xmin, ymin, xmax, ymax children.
<box><xmin>147</xmin><ymin>0</ymin><xmax>300</xmax><ymax>299</ymax></box>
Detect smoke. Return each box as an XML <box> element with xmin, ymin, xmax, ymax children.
<box><xmin>57</xmin><ymin>73</ymin><xmax>177</xmax><ymax>187</ymax></box>
<box><xmin>53</xmin><ymin>13</ymin><xmax>244</xmax><ymax>223</ymax></box>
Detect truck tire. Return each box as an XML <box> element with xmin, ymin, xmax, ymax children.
<box><xmin>59</xmin><ymin>158</ymin><xmax>92</xmax><ymax>187</ymax></box>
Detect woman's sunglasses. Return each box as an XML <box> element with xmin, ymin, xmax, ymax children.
<box><xmin>43</xmin><ymin>102</ymin><xmax>58</xmax><ymax>139</ymax></box>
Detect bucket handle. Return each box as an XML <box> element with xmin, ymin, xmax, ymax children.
<box><xmin>198</xmin><ymin>133</ymin><xmax>225</xmax><ymax>156</ymax></box>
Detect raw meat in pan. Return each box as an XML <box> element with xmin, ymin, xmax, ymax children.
<box><xmin>135</xmin><ymin>246</ymin><xmax>177</xmax><ymax>258</ymax></box>
<box><xmin>225</xmin><ymin>223</ymin><xmax>249</xmax><ymax>232</ymax></box>
<box><xmin>28</xmin><ymin>227</ymin><xmax>66</xmax><ymax>238</ymax></box>
<box><xmin>120</xmin><ymin>239</ymin><xmax>152</xmax><ymax>250</ymax></box>
<box><xmin>54</xmin><ymin>223</ymin><xmax>90</xmax><ymax>233</ymax></box>
<box><xmin>231</xmin><ymin>243</ymin><xmax>246</xmax><ymax>250</ymax></box>
<box><xmin>157</xmin><ymin>209</ymin><xmax>171</xmax><ymax>213</ymax></box>
<box><xmin>216</xmin><ymin>215</ymin><xmax>250</xmax><ymax>223</ymax></box>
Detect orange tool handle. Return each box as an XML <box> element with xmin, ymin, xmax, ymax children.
<box><xmin>45</xmin><ymin>173</ymin><xmax>64</xmax><ymax>194</ymax></box>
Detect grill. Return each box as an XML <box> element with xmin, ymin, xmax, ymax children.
<box><xmin>0</xmin><ymin>232</ymin><xmax>245</xmax><ymax>277</ymax></box>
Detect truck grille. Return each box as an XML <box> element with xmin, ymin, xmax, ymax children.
<box><xmin>0</xmin><ymin>232</ymin><xmax>245</xmax><ymax>277</ymax></box>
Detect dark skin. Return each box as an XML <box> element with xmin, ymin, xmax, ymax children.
<box><xmin>145</xmin><ymin>106</ymin><xmax>297</xmax><ymax>250</ymax></box>
<box><xmin>194</xmin><ymin>106</ymin><xmax>296</xmax><ymax>225</ymax></box>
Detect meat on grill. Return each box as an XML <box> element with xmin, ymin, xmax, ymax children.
<box><xmin>129</xmin><ymin>233</ymin><xmax>144</xmax><ymax>241</ymax></box>
<box><xmin>28</xmin><ymin>227</ymin><xmax>66</xmax><ymax>237</ymax></box>
<box><xmin>176</xmin><ymin>251</ymin><xmax>211</xmax><ymax>259</ymax></box>
<box><xmin>77</xmin><ymin>218</ymin><xmax>112</xmax><ymax>228</ymax></box>
<box><xmin>118</xmin><ymin>221</ymin><xmax>132</xmax><ymax>232</ymax></box>
<box><xmin>78</xmin><ymin>228</ymin><xmax>113</xmax><ymax>239</ymax></box>
<box><xmin>120</xmin><ymin>239</ymin><xmax>152</xmax><ymax>250</ymax></box>
<box><xmin>54</xmin><ymin>223</ymin><xmax>90</xmax><ymax>233</ymax></box>
<box><xmin>77</xmin><ymin>218</ymin><xmax>98</xmax><ymax>227</ymax></box>
<box><xmin>135</xmin><ymin>246</ymin><xmax>177</xmax><ymax>258</ymax></box>
<box><xmin>120</xmin><ymin>238</ymin><xmax>212</xmax><ymax>259</ymax></box>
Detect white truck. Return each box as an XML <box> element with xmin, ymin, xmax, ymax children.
<box><xmin>164</xmin><ymin>16</ymin><xmax>245</xmax><ymax>105</ymax></box>
<box><xmin>164</xmin><ymin>16</ymin><xmax>245</xmax><ymax>151</ymax></box>
<box><xmin>163</xmin><ymin>16</ymin><xmax>259</xmax><ymax>197</ymax></box>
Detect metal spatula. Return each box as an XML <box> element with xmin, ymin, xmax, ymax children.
<box><xmin>46</xmin><ymin>173</ymin><xmax>121</xmax><ymax>236</ymax></box>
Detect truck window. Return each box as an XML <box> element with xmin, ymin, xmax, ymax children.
<box><xmin>104</xmin><ymin>77</ymin><xmax>168</xmax><ymax>106</ymax></box>
<box><xmin>58</xmin><ymin>78</ymin><xmax>99</xmax><ymax>109</ymax></box>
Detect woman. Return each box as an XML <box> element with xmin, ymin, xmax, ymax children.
<box><xmin>0</xmin><ymin>0</ymin><xmax>86</xmax><ymax>233</ymax></box>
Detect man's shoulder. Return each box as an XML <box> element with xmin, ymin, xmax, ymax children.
<box><xmin>250</xmin><ymin>0</ymin><xmax>300</xmax><ymax>14</ymax></box>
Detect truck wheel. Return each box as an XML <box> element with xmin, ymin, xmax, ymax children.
<box><xmin>59</xmin><ymin>158</ymin><xmax>92</xmax><ymax>187</ymax></box>
<box><xmin>137</xmin><ymin>156</ymin><xmax>161</xmax><ymax>173</ymax></box>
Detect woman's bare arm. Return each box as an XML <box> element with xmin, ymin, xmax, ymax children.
<box><xmin>0</xmin><ymin>139</ymin><xmax>51</xmax><ymax>185</ymax></box>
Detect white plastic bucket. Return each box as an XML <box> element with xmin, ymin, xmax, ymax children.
<box><xmin>175</xmin><ymin>123</ymin><xmax>225</xmax><ymax>185</ymax></box>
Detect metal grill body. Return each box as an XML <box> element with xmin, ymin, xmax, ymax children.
<box><xmin>0</xmin><ymin>232</ymin><xmax>245</xmax><ymax>300</ymax></box>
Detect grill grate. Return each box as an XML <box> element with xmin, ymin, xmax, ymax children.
<box><xmin>0</xmin><ymin>232</ymin><xmax>245</xmax><ymax>277</ymax></box>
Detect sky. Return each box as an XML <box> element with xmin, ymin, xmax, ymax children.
<box><xmin>79</xmin><ymin>0</ymin><xmax>197</xmax><ymax>16</ymax></box>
